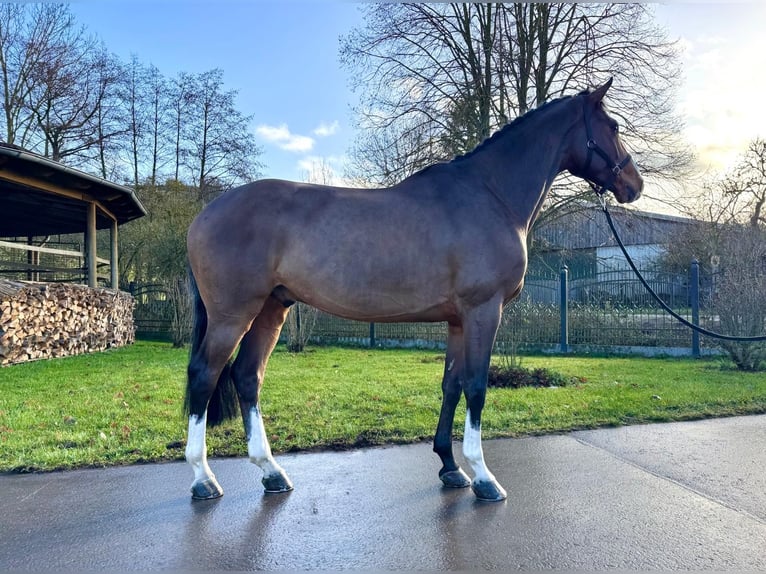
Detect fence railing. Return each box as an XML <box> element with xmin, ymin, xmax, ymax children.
<box><xmin>301</xmin><ymin>262</ymin><xmax>714</xmax><ymax>356</ymax></box>
<box><xmin>0</xmin><ymin>239</ymin><xmax>112</xmax><ymax>286</ymax></box>
<box><xmin>131</xmin><ymin>261</ymin><xmax>726</xmax><ymax>356</ymax></box>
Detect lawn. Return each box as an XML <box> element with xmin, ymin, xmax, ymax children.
<box><xmin>1</xmin><ymin>340</ymin><xmax>765</xmax><ymax>472</ymax></box>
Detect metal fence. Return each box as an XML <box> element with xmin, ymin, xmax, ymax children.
<box><xmin>131</xmin><ymin>283</ymin><xmax>174</xmax><ymax>339</ymax></box>
<box><xmin>300</xmin><ymin>263</ymin><xmax>709</xmax><ymax>356</ymax></box>
<box><xmin>131</xmin><ymin>261</ymin><xmax>724</xmax><ymax>356</ymax></box>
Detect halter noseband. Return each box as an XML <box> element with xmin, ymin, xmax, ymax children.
<box><xmin>582</xmin><ymin>98</ymin><xmax>632</xmax><ymax>196</ymax></box>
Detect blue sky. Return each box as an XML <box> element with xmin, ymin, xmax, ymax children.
<box><xmin>71</xmin><ymin>1</ymin><xmax>766</xmax><ymax>197</ymax></box>
<box><xmin>70</xmin><ymin>1</ymin><xmax>363</xmax><ymax>183</ymax></box>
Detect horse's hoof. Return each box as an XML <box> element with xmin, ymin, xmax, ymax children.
<box><xmin>472</xmin><ymin>479</ymin><xmax>507</xmax><ymax>502</ymax></box>
<box><xmin>262</xmin><ymin>471</ymin><xmax>293</xmax><ymax>493</ymax></box>
<box><xmin>440</xmin><ymin>468</ymin><xmax>471</xmax><ymax>489</ymax></box>
<box><xmin>191</xmin><ymin>477</ymin><xmax>224</xmax><ymax>500</ymax></box>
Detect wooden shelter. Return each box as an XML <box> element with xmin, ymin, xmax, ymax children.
<box><xmin>0</xmin><ymin>143</ymin><xmax>146</xmax><ymax>288</ymax></box>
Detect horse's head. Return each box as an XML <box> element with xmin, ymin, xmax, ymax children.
<box><xmin>568</xmin><ymin>78</ymin><xmax>643</xmax><ymax>204</ymax></box>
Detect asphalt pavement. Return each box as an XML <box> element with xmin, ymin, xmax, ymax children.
<box><xmin>2</xmin><ymin>415</ymin><xmax>766</xmax><ymax>570</ymax></box>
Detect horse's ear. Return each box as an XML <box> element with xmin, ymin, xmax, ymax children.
<box><xmin>588</xmin><ymin>77</ymin><xmax>613</xmax><ymax>104</ymax></box>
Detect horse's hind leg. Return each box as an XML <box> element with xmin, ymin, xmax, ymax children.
<box><xmin>433</xmin><ymin>323</ymin><xmax>471</xmax><ymax>488</ymax></box>
<box><xmin>231</xmin><ymin>295</ymin><xmax>293</xmax><ymax>494</ymax></box>
<box><xmin>186</xmin><ymin>316</ymin><xmax>251</xmax><ymax>500</ymax></box>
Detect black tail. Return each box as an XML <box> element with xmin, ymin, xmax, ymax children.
<box><xmin>183</xmin><ymin>268</ymin><xmax>240</xmax><ymax>427</ymax></box>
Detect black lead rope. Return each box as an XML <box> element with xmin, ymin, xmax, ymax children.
<box><xmin>599</xmin><ymin>198</ymin><xmax>766</xmax><ymax>343</ymax></box>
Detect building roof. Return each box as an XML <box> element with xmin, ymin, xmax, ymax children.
<box><xmin>0</xmin><ymin>143</ymin><xmax>147</xmax><ymax>237</ymax></box>
<box><xmin>534</xmin><ymin>202</ymin><xmax>700</xmax><ymax>252</ymax></box>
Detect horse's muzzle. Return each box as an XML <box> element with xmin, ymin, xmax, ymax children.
<box><xmin>616</xmin><ymin>183</ymin><xmax>642</xmax><ymax>204</ymax></box>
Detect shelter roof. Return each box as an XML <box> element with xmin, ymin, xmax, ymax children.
<box><xmin>0</xmin><ymin>143</ymin><xmax>146</xmax><ymax>237</ymax></box>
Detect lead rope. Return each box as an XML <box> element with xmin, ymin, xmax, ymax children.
<box><xmin>598</xmin><ymin>196</ymin><xmax>766</xmax><ymax>342</ymax></box>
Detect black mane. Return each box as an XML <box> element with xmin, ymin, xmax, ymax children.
<box><xmin>450</xmin><ymin>92</ymin><xmax>580</xmax><ymax>164</ymax></box>
<box><xmin>407</xmin><ymin>88</ymin><xmax>594</xmax><ymax>179</ymax></box>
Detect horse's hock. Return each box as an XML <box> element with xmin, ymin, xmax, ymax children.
<box><xmin>0</xmin><ymin>279</ymin><xmax>135</xmax><ymax>366</ymax></box>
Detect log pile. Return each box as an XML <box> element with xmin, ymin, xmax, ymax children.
<box><xmin>0</xmin><ymin>279</ymin><xmax>135</xmax><ymax>366</ymax></box>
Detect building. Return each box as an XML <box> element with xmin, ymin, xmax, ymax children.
<box><xmin>531</xmin><ymin>203</ymin><xmax>700</xmax><ymax>275</ymax></box>
<box><xmin>0</xmin><ymin>143</ymin><xmax>146</xmax><ymax>288</ymax></box>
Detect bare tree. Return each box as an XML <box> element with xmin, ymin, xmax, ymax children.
<box><xmin>0</xmin><ymin>4</ymin><xmax>75</xmax><ymax>148</ymax></box>
<box><xmin>341</xmin><ymin>3</ymin><xmax>691</xmax><ymax>193</ymax></box>
<box><xmin>145</xmin><ymin>64</ymin><xmax>171</xmax><ymax>187</ymax></box>
<box><xmin>169</xmin><ymin>72</ymin><xmax>195</xmax><ymax>182</ymax></box>
<box><xmin>715</xmin><ymin>139</ymin><xmax>766</xmax><ymax>228</ymax></box>
<box><xmin>114</xmin><ymin>58</ymin><xmax>172</xmax><ymax>189</ymax></box>
<box><xmin>119</xmin><ymin>54</ymin><xmax>147</xmax><ymax>187</ymax></box>
<box><xmin>91</xmin><ymin>47</ymin><xmax>128</xmax><ymax>180</ymax></box>
<box><xmin>183</xmin><ymin>69</ymin><xmax>263</xmax><ymax>200</ymax></box>
<box><xmin>659</xmin><ymin>139</ymin><xmax>766</xmax><ymax>370</ymax></box>
<box><xmin>299</xmin><ymin>157</ymin><xmax>336</xmax><ymax>187</ymax></box>
<box><xmin>166</xmin><ymin>273</ymin><xmax>193</xmax><ymax>348</ymax></box>
<box><xmin>26</xmin><ymin>32</ymin><xmax>124</xmax><ymax>166</ymax></box>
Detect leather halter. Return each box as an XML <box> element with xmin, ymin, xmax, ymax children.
<box><xmin>582</xmin><ymin>98</ymin><xmax>632</xmax><ymax>196</ymax></box>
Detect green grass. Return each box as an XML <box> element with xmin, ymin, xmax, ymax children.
<box><xmin>1</xmin><ymin>341</ymin><xmax>766</xmax><ymax>472</ymax></box>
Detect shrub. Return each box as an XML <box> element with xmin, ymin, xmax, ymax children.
<box><xmin>710</xmin><ymin>227</ymin><xmax>766</xmax><ymax>371</ymax></box>
<box><xmin>487</xmin><ymin>364</ymin><xmax>581</xmax><ymax>388</ymax></box>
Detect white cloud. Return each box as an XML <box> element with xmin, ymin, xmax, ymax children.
<box><xmin>280</xmin><ymin>134</ymin><xmax>315</xmax><ymax>152</ymax></box>
<box><xmin>255</xmin><ymin>124</ymin><xmax>289</xmax><ymax>141</ymax></box>
<box><xmin>313</xmin><ymin>121</ymin><xmax>340</xmax><ymax>137</ymax></box>
<box><xmin>255</xmin><ymin>123</ymin><xmax>314</xmax><ymax>153</ymax></box>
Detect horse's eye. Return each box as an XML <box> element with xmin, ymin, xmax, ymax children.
<box><xmin>612</xmin><ymin>124</ymin><xmax>619</xmax><ymax>134</ymax></box>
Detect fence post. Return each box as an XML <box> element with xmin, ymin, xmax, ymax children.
<box><xmin>560</xmin><ymin>264</ymin><xmax>569</xmax><ymax>353</ymax></box>
<box><xmin>691</xmin><ymin>258</ymin><xmax>700</xmax><ymax>358</ymax></box>
<box><xmin>369</xmin><ymin>322</ymin><xmax>376</xmax><ymax>348</ymax></box>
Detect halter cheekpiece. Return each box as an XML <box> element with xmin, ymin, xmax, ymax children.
<box><xmin>582</xmin><ymin>98</ymin><xmax>632</xmax><ymax>196</ymax></box>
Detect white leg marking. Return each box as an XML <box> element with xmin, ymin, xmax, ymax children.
<box><xmin>463</xmin><ymin>409</ymin><xmax>497</xmax><ymax>484</ymax></box>
<box><xmin>248</xmin><ymin>406</ymin><xmax>286</xmax><ymax>479</ymax></box>
<box><xmin>185</xmin><ymin>413</ymin><xmax>216</xmax><ymax>486</ymax></box>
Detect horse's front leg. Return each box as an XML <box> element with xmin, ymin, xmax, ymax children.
<box><xmin>433</xmin><ymin>323</ymin><xmax>471</xmax><ymax>488</ymax></box>
<box><xmin>461</xmin><ymin>298</ymin><xmax>507</xmax><ymax>502</ymax></box>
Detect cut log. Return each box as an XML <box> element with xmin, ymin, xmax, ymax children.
<box><xmin>0</xmin><ymin>279</ymin><xmax>135</xmax><ymax>366</ymax></box>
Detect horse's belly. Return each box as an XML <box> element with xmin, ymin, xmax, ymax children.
<box><xmin>290</xmin><ymin>281</ymin><xmax>457</xmax><ymax>323</ymax></box>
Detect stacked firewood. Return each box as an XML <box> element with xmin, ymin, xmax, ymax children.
<box><xmin>0</xmin><ymin>279</ymin><xmax>135</xmax><ymax>366</ymax></box>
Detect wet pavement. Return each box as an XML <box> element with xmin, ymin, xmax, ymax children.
<box><xmin>2</xmin><ymin>414</ymin><xmax>766</xmax><ymax>570</ymax></box>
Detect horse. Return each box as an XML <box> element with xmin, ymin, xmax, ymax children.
<box><xmin>183</xmin><ymin>78</ymin><xmax>643</xmax><ymax>502</ymax></box>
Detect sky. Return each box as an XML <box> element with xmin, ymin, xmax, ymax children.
<box><xmin>69</xmin><ymin>1</ymin><xmax>766</xmax><ymax>207</ymax></box>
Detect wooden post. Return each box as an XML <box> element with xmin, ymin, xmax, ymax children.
<box><xmin>86</xmin><ymin>202</ymin><xmax>97</xmax><ymax>288</ymax></box>
<box><xmin>110</xmin><ymin>220</ymin><xmax>119</xmax><ymax>289</ymax></box>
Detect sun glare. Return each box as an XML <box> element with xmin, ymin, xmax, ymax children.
<box><xmin>672</xmin><ymin>3</ymin><xmax>766</xmax><ymax>175</ymax></box>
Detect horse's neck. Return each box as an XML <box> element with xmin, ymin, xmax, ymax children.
<box><xmin>471</xmin><ymin>102</ymin><xmax>577</xmax><ymax>231</ymax></box>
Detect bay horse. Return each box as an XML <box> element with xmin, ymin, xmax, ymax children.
<box><xmin>184</xmin><ymin>78</ymin><xmax>643</xmax><ymax>502</ymax></box>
